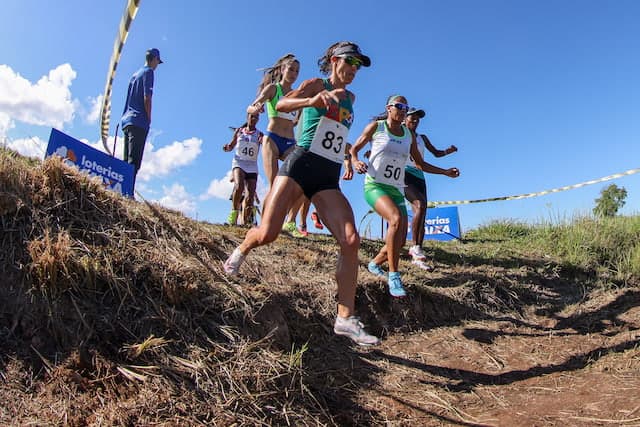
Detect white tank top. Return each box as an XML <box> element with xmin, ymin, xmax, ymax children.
<box><xmin>367</xmin><ymin>120</ymin><xmax>412</xmax><ymax>188</ymax></box>
<box><xmin>232</xmin><ymin>127</ymin><xmax>262</xmax><ymax>173</ymax></box>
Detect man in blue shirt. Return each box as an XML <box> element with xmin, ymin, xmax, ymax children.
<box><xmin>120</xmin><ymin>48</ymin><xmax>163</xmax><ymax>189</ymax></box>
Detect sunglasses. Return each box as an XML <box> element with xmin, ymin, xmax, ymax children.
<box><xmin>341</xmin><ymin>55</ymin><xmax>363</xmax><ymax>69</ymax></box>
<box><xmin>388</xmin><ymin>103</ymin><xmax>410</xmax><ymax>112</ymax></box>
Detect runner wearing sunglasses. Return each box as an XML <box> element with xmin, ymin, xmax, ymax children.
<box><xmin>350</xmin><ymin>96</ymin><xmax>460</xmax><ymax>297</ymax></box>
<box><xmin>404</xmin><ymin>107</ymin><xmax>459</xmax><ymax>269</ymax></box>
<box><xmin>223</xmin><ymin>41</ymin><xmax>380</xmax><ymax>346</ymax></box>
<box><xmin>223</xmin><ymin>112</ymin><xmax>263</xmax><ymax>225</ymax></box>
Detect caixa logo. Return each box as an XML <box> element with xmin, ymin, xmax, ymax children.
<box><xmin>46</xmin><ymin>129</ymin><xmax>134</xmax><ymax>197</ymax></box>
<box><xmin>54</xmin><ymin>145</ymin><xmax>78</xmax><ymax>166</ymax></box>
<box><xmin>53</xmin><ymin>145</ymin><xmax>126</xmax><ymax>193</ymax></box>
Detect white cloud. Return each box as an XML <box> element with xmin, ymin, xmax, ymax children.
<box><xmin>7</xmin><ymin>136</ymin><xmax>47</xmax><ymax>159</ymax></box>
<box><xmin>200</xmin><ymin>171</ymin><xmax>269</xmax><ymax>204</ymax></box>
<box><xmin>6</xmin><ymin>131</ymin><xmax>115</xmax><ymax>160</ymax></box>
<box><xmin>79</xmin><ymin>133</ymin><xmax>204</xmax><ymax>182</ymax></box>
<box><xmin>0</xmin><ymin>64</ymin><xmax>77</xmax><ymax>129</ymax></box>
<box><xmin>201</xmin><ymin>169</ymin><xmax>234</xmax><ymax>200</ymax></box>
<box><xmin>155</xmin><ymin>183</ymin><xmax>196</xmax><ymax>215</ymax></box>
<box><xmin>137</xmin><ymin>137</ymin><xmax>202</xmax><ymax>182</ymax></box>
<box><xmin>78</xmin><ymin>136</ymin><xmax>121</xmax><ymax>158</ymax></box>
<box><xmin>135</xmin><ymin>181</ymin><xmax>155</xmax><ymax>195</ymax></box>
<box><xmin>0</xmin><ymin>112</ymin><xmax>14</xmax><ymax>136</ymax></box>
<box><xmin>45</xmin><ymin>133</ymin><xmax>203</xmax><ymax>184</ymax></box>
<box><xmin>85</xmin><ymin>94</ymin><xmax>103</xmax><ymax>124</ymax></box>
<box><xmin>256</xmin><ymin>176</ymin><xmax>269</xmax><ymax>203</ymax></box>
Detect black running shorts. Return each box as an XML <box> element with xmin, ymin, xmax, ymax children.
<box><xmin>278</xmin><ymin>146</ymin><xmax>342</xmax><ymax>200</ymax></box>
<box><xmin>404</xmin><ymin>171</ymin><xmax>427</xmax><ymax>196</ymax></box>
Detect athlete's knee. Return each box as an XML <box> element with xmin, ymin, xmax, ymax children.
<box><xmin>387</xmin><ymin>211</ymin><xmax>403</xmax><ymax>230</ymax></box>
<box><xmin>414</xmin><ymin>199</ymin><xmax>426</xmax><ymax>212</ymax></box>
<box><xmin>254</xmin><ymin>226</ymin><xmax>279</xmax><ymax>245</ymax></box>
<box><xmin>337</xmin><ymin>229</ymin><xmax>360</xmax><ymax>254</ymax></box>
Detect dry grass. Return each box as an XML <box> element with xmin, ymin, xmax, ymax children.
<box><xmin>1</xmin><ymin>151</ymin><xmax>331</xmax><ymax>424</ymax></box>
<box><xmin>1</xmin><ymin>147</ymin><xmax>639</xmax><ymax>426</ymax></box>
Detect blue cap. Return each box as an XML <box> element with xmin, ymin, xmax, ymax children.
<box><xmin>147</xmin><ymin>48</ymin><xmax>163</xmax><ymax>63</ymax></box>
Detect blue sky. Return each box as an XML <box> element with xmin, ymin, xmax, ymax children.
<box><xmin>1</xmin><ymin>0</ymin><xmax>638</xmax><ymax>235</ymax></box>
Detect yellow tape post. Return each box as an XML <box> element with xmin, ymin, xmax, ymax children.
<box><xmin>427</xmin><ymin>168</ymin><xmax>640</xmax><ymax>207</ymax></box>
<box><xmin>99</xmin><ymin>0</ymin><xmax>142</xmax><ymax>155</ymax></box>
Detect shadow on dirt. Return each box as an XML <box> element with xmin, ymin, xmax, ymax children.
<box><xmin>278</xmin><ymin>242</ymin><xmax>640</xmax><ymax>423</ymax></box>
<box><xmin>356</xmin><ymin>336</ymin><xmax>640</xmax><ymax>393</ymax></box>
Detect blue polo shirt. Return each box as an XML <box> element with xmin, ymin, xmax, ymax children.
<box><xmin>121</xmin><ymin>66</ymin><xmax>154</xmax><ymax>130</ymax></box>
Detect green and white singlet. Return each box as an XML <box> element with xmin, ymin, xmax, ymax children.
<box><xmin>366</xmin><ymin>120</ymin><xmax>413</xmax><ymax>188</ymax></box>
<box><xmin>405</xmin><ymin>133</ymin><xmax>426</xmax><ymax>180</ymax></box>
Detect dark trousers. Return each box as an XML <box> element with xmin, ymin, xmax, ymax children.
<box><xmin>123</xmin><ymin>125</ymin><xmax>149</xmax><ymax>188</ymax></box>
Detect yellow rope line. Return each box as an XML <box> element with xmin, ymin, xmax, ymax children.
<box><xmin>99</xmin><ymin>0</ymin><xmax>142</xmax><ymax>154</ymax></box>
<box><xmin>428</xmin><ymin>168</ymin><xmax>640</xmax><ymax>207</ymax></box>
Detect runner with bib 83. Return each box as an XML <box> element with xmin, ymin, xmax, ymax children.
<box><xmin>223</xmin><ymin>41</ymin><xmax>379</xmax><ymax>346</ymax></box>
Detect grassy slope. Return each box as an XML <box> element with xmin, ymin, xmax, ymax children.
<box><xmin>1</xmin><ymin>148</ymin><xmax>638</xmax><ymax>425</ymax></box>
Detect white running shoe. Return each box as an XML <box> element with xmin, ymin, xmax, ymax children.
<box><xmin>223</xmin><ymin>248</ymin><xmax>245</xmax><ymax>276</ymax></box>
<box><xmin>408</xmin><ymin>245</ymin><xmax>427</xmax><ymax>261</ymax></box>
<box><xmin>411</xmin><ymin>258</ymin><xmax>434</xmax><ymax>271</ymax></box>
<box><xmin>333</xmin><ymin>316</ymin><xmax>380</xmax><ymax>346</ymax></box>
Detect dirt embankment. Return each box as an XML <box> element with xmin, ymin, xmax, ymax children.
<box><xmin>1</xmin><ymin>151</ymin><xmax>639</xmax><ymax>426</ymax></box>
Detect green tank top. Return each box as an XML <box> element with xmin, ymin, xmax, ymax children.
<box><xmin>297</xmin><ymin>79</ymin><xmax>354</xmax><ymax>150</ymax></box>
<box><xmin>266</xmin><ymin>84</ymin><xmax>298</xmax><ymax>121</ymax></box>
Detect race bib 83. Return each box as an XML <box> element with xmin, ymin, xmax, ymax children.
<box><xmin>308</xmin><ymin>116</ymin><xmax>348</xmax><ymax>163</ymax></box>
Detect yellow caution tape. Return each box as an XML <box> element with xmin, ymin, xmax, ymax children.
<box><xmin>428</xmin><ymin>167</ymin><xmax>640</xmax><ymax>207</ymax></box>
<box><xmin>360</xmin><ymin>168</ymin><xmax>638</xmax><ymax>237</ymax></box>
<box><xmin>99</xmin><ymin>0</ymin><xmax>142</xmax><ymax>155</ymax></box>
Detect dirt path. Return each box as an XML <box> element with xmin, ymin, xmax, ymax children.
<box><xmin>355</xmin><ymin>297</ymin><xmax>640</xmax><ymax>426</ymax></box>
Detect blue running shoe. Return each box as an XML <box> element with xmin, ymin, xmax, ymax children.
<box><xmin>388</xmin><ymin>272</ymin><xmax>407</xmax><ymax>298</ymax></box>
<box><xmin>367</xmin><ymin>261</ymin><xmax>386</xmax><ymax>278</ymax></box>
